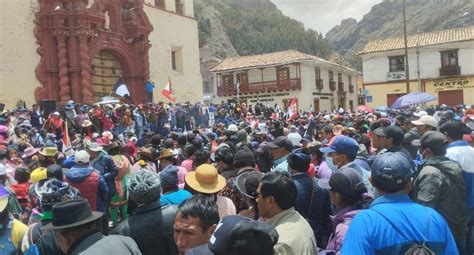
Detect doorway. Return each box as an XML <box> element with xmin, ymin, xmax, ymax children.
<box><xmin>91</xmin><ymin>50</ymin><xmax>123</xmax><ymax>102</ymax></box>
<box><xmin>438</xmin><ymin>90</ymin><xmax>463</xmax><ymax>106</ymax></box>
<box><xmin>313</xmin><ymin>98</ymin><xmax>320</xmax><ymax>113</ymax></box>
<box><xmin>387</xmin><ymin>93</ymin><xmax>406</xmax><ymax>108</ymax></box>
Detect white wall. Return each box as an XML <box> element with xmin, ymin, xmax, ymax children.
<box><xmin>144</xmin><ymin>0</ymin><xmax>194</xmax><ymax>17</ymax></box>
<box><xmin>362</xmin><ymin>41</ymin><xmax>474</xmax><ymax>84</ymax></box>
<box><xmin>145</xmin><ymin>4</ymin><xmax>203</xmax><ymax>103</ymax></box>
<box><xmin>0</xmin><ymin>0</ymin><xmax>40</xmax><ymax>109</ymax></box>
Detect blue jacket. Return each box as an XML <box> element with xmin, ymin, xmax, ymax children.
<box><xmin>341</xmin><ymin>194</ymin><xmax>458</xmax><ymax>255</ymax></box>
<box><xmin>90</xmin><ymin>152</ymin><xmax>118</xmax><ymax>199</ymax></box>
<box><xmin>292</xmin><ymin>172</ymin><xmax>332</xmax><ymax>246</ymax></box>
<box><xmin>65</xmin><ymin>165</ymin><xmax>108</xmax><ymax>212</ymax></box>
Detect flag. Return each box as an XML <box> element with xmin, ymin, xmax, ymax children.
<box><xmin>62</xmin><ymin>119</ymin><xmax>71</xmax><ymax>152</ymax></box>
<box><xmin>236</xmin><ymin>79</ymin><xmax>240</xmax><ymax>95</ymax></box>
<box><xmin>162</xmin><ymin>79</ymin><xmax>175</xmax><ymax>102</ymax></box>
<box><xmin>287</xmin><ymin>98</ymin><xmax>298</xmax><ymax>120</ymax></box>
<box><xmin>112</xmin><ymin>78</ymin><xmax>130</xmax><ymax>98</ymax></box>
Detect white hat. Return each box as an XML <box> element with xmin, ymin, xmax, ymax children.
<box><xmin>227</xmin><ymin>124</ymin><xmax>238</xmax><ymax>132</ymax></box>
<box><xmin>414</xmin><ymin>111</ymin><xmax>428</xmax><ymax>117</ymax></box>
<box><xmin>74</xmin><ymin>150</ymin><xmax>90</xmax><ymax>164</ymax></box>
<box><xmin>411</xmin><ymin>115</ymin><xmax>438</xmax><ymax>128</ymax></box>
<box><xmin>53</xmin><ymin>111</ymin><xmax>60</xmax><ymax>116</ymax></box>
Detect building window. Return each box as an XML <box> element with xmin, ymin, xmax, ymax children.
<box><xmin>315</xmin><ymin>67</ymin><xmax>321</xmax><ymax>80</ymax></box>
<box><xmin>277</xmin><ymin>67</ymin><xmax>290</xmax><ymax>81</ymax></box>
<box><xmin>223</xmin><ymin>74</ymin><xmax>233</xmax><ymax>87</ymax></box>
<box><xmin>204</xmin><ymin>81</ymin><xmax>211</xmax><ymax>94</ymax></box>
<box><xmin>154</xmin><ymin>0</ymin><xmax>165</xmax><ymax>8</ymax></box>
<box><xmin>337</xmin><ymin>73</ymin><xmax>342</xmax><ymax>83</ymax></box>
<box><xmin>348</xmin><ymin>75</ymin><xmax>352</xmax><ymax>85</ymax></box>
<box><xmin>171</xmin><ymin>48</ymin><xmax>183</xmax><ymax>72</ymax></box>
<box><xmin>440</xmin><ymin>50</ymin><xmax>458</xmax><ymax>67</ymax></box>
<box><xmin>389</xmin><ymin>55</ymin><xmax>405</xmax><ymax>72</ymax></box>
<box><xmin>328</xmin><ymin>70</ymin><xmax>334</xmax><ymax>81</ymax></box>
<box><xmin>237</xmin><ymin>72</ymin><xmax>248</xmax><ymax>85</ymax></box>
<box><xmin>176</xmin><ymin>0</ymin><xmax>184</xmax><ymax>15</ymax></box>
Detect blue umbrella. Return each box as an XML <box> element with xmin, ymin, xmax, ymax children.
<box><xmin>390</xmin><ymin>92</ymin><xmax>437</xmax><ymax>109</ymax></box>
<box><xmin>375</xmin><ymin>106</ymin><xmax>389</xmax><ymax>112</ymax></box>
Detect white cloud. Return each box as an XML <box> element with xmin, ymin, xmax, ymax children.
<box><xmin>271</xmin><ymin>0</ymin><xmax>383</xmax><ymax>35</ymax></box>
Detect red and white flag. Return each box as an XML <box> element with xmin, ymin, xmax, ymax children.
<box><xmin>287</xmin><ymin>98</ymin><xmax>298</xmax><ymax>120</ymax></box>
<box><xmin>161</xmin><ymin>79</ymin><xmax>175</xmax><ymax>102</ymax></box>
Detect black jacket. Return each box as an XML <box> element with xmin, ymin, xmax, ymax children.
<box><xmin>112</xmin><ymin>201</ymin><xmax>179</xmax><ymax>255</ymax></box>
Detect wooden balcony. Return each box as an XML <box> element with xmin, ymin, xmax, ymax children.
<box><xmin>439</xmin><ymin>66</ymin><xmax>461</xmax><ymax>76</ymax></box>
<box><xmin>338</xmin><ymin>82</ymin><xmax>344</xmax><ymax>91</ymax></box>
<box><xmin>217</xmin><ymin>78</ymin><xmax>301</xmax><ymax>96</ymax></box>
<box><xmin>329</xmin><ymin>81</ymin><xmax>336</xmax><ymax>91</ymax></box>
<box><xmin>349</xmin><ymin>85</ymin><xmax>355</xmax><ymax>93</ymax></box>
<box><xmin>316</xmin><ymin>79</ymin><xmax>323</xmax><ymax>90</ymax></box>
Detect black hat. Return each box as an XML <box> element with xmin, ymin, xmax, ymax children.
<box><xmin>414</xmin><ymin>131</ymin><xmax>448</xmax><ymax>152</ymax></box>
<box><xmin>42</xmin><ymin>199</ymin><xmax>103</xmax><ymax>230</ymax></box>
<box><xmin>287</xmin><ymin>149</ymin><xmax>311</xmax><ymax>172</ymax></box>
<box><xmin>383</xmin><ymin>126</ymin><xmax>404</xmax><ymax>144</ymax></box>
<box><xmin>236</xmin><ymin>171</ymin><xmax>264</xmax><ymax>198</ymax></box>
<box><xmin>208</xmin><ymin>215</ymin><xmax>279</xmax><ymax>254</ymax></box>
<box><xmin>233</xmin><ymin>148</ymin><xmax>256</xmax><ymax>167</ymax></box>
<box><xmin>267</xmin><ymin>136</ymin><xmax>293</xmax><ymax>151</ymax></box>
<box><xmin>318</xmin><ymin>167</ymin><xmax>367</xmax><ymax>199</ymax></box>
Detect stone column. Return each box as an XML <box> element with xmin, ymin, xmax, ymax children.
<box><xmin>77</xmin><ymin>29</ymin><xmax>93</xmax><ymax>104</ymax></box>
<box><xmin>53</xmin><ymin>29</ymin><xmax>71</xmax><ymax>104</ymax></box>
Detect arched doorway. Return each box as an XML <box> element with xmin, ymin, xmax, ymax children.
<box><xmin>91</xmin><ymin>50</ymin><xmax>123</xmax><ymax>102</ymax></box>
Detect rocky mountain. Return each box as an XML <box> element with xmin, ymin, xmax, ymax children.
<box><xmin>326</xmin><ymin>0</ymin><xmax>474</xmax><ymax>64</ymax></box>
<box><xmin>195</xmin><ymin>0</ymin><xmax>332</xmax><ymax>62</ymax></box>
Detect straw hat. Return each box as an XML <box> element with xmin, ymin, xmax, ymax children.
<box><xmin>185</xmin><ymin>164</ymin><xmax>226</xmax><ymax>194</ymax></box>
<box><xmin>82</xmin><ymin>120</ymin><xmax>93</xmax><ymax>128</ymax></box>
<box><xmin>157</xmin><ymin>148</ymin><xmax>175</xmax><ymax>160</ymax></box>
<box><xmin>39</xmin><ymin>147</ymin><xmax>58</xmax><ymax>157</ymax></box>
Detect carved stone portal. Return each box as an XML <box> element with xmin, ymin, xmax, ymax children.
<box><xmin>34</xmin><ymin>0</ymin><xmax>153</xmax><ymax>105</ymax></box>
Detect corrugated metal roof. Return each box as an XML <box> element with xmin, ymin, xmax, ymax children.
<box><xmin>357</xmin><ymin>26</ymin><xmax>474</xmax><ymax>55</ymax></box>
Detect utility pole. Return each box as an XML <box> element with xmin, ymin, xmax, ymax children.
<box><xmin>402</xmin><ymin>0</ymin><xmax>410</xmax><ymax>94</ymax></box>
<box><xmin>416</xmin><ymin>44</ymin><xmax>421</xmax><ymax>92</ymax></box>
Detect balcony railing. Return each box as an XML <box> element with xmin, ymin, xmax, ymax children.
<box><xmin>349</xmin><ymin>85</ymin><xmax>355</xmax><ymax>93</ymax></box>
<box><xmin>217</xmin><ymin>78</ymin><xmax>301</xmax><ymax>96</ymax></box>
<box><xmin>329</xmin><ymin>81</ymin><xmax>336</xmax><ymax>91</ymax></box>
<box><xmin>316</xmin><ymin>79</ymin><xmax>323</xmax><ymax>90</ymax></box>
<box><xmin>439</xmin><ymin>66</ymin><xmax>461</xmax><ymax>76</ymax></box>
<box><xmin>338</xmin><ymin>82</ymin><xmax>344</xmax><ymax>91</ymax></box>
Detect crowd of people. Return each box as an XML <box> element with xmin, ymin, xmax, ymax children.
<box><xmin>0</xmin><ymin>99</ymin><xmax>473</xmax><ymax>255</ymax></box>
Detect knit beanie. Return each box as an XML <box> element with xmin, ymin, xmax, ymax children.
<box><xmin>159</xmin><ymin>165</ymin><xmax>179</xmax><ymax>187</ymax></box>
<box><xmin>233</xmin><ymin>147</ymin><xmax>256</xmax><ymax>168</ymax></box>
<box><xmin>128</xmin><ymin>170</ymin><xmax>162</xmax><ymax>205</ymax></box>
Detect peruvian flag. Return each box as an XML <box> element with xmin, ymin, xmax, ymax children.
<box><xmin>62</xmin><ymin>119</ymin><xmax>71</xmax><ymax>152</ymax></box>
<box><xmin>287</xmin><ymin>98</ymin><xmax>298</xmax><ymax>120</ymax></box>
<box><xmin>161</xmin><ymin>79</ymin><xmax>175</xmax><ymax>102</ymax></box>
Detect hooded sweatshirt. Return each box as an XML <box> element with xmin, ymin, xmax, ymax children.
<box><xmin>65</xmin><ymin>165</ymin><xmax>108</xmax><ymax>212</ymax></box>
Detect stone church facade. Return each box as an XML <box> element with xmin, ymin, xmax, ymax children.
<box><xmin>0</xmin><ymin>0</ymin><xmax>202</xmax><ymax>108</ymax></box>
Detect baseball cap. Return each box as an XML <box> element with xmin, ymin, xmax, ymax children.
<box><xmin>383</xmin><ymin>126</ymin><xmax>404</xmax><ymax>143</ymax></box>
<box><xmin>209</xmin><ymin>215</ymin><xmax>279</xmax><ymax>254</ymax></box>
<box><xmin>414</xmin><ymin>131</ymin><xmax>448</xmax><ymax>152</ymax></box>
<box><xmin>373</xmin><ymin>127</ymin><xmax>385</xmax><ymax>137</ymax></box>
<box><xmin>371</xmin><ymin>152</ymin><xmax>412</xmax><ymax>192</ymax></box>
<box><xmin>74</xmin><ymin>150</ymin><xmax>90</xmax><ymax>164</ymax></box>
<box><xmin>318</xmin><ymin>167</ymin><xmax>367</xmax><ymax>198</ymax></box>
<box><xmin>411</xmin><ymin>115</ymin><xmax>438</xmax><ymax>128</ymax></box>
<box><xmin>319</xmin><ymin>135</ymin><xmax>359</xmax><ymax>159</ymax></box>
<box><xmin>267</xmin><ymin>136</ymin><xmax>293</xmax><ymax>151</ymax></box>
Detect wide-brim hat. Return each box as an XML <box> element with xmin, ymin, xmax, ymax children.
<box><xmin>0</xmin><ymin>186</ymin><xmax>9</xmax><ymax>211</ymax></box>
<box><xmin>236</xmin><ymin>171</ymin><xmax>263</xmax><ymax>199</ymax></box>
<box><xmin>22</xmin><ymin>147</ymin><xmax>40</xmax><ymax>159</ymax></box>
<box><xmin>158</xmin><ymin>148</ymin><xmax>175</xmax><ymax>160</ymax></box>
<box><xmin>82</xmin><ymin>120</ymin><xmax>93</xmax><ymax>128</ymax></box>
<box><xmin>42</xmin><ymin>199</ymin><xmax>103</xmax><ymax>230</ymax></box>
<box><xmin>105</xmin><ymin>142</ymin><xmax>121</xmax><ymax>154</ymax></box>
<box><xmin>185</xmin><ymin>164</ymin><xmax>226</xmax><ymax>194</ymax></box>
<box><xmin>65</xmin><ymin>104</ymin><xmax>75</xmax><ymax>110</ymax></box>
<box><xmin>39</xmin><ymin>147</ymin><xmax>58</xmax><ymax>157</ymax></box>
<box><xmin>138</xmin><ymin>148</ymin><xmax>154</xmax><ymax>161</ymax></box>
<box><xmin>86</xmin><ymin>142</ymin><xmax>103</xmax><ymax>152</ymax></box>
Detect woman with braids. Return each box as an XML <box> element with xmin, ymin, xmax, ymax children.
<box><xmin>318</xmin><ymin>167</ymin><xmax>372</xmax><ymax>253</ymax></box>
<box><xmin>107</xmin><ymin>142</ymin><xmax>131</xmax><ymax>226</ymax></box>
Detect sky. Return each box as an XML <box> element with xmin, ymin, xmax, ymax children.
<box><xmin>271</xmin><ymin>0</ymin><xmax>383</xmax><ymax>35</ymax></box>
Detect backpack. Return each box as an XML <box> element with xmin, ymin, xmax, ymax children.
<box><xmin>371</xmin><ymin>208</ymin><xmax>435</xmax><ymax>255</ymax></box>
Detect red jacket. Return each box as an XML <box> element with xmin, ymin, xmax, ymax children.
<box><xmin>65</xmin><ymin>167</ymin><xmax>100</xmax><ymax>211</ymax></box>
